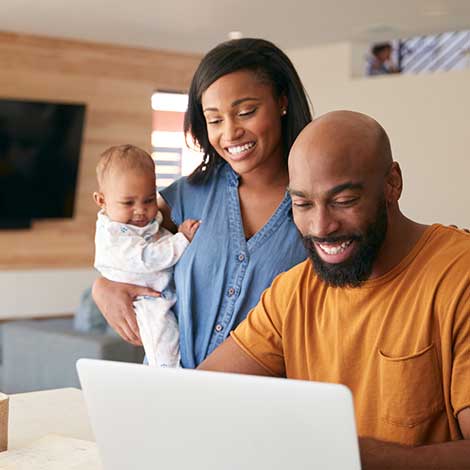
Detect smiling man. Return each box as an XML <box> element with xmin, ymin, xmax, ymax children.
<box><xmin>199</xmin><ymin>111</ymin><xmax>470</xmax><ymax>469</ymax></box>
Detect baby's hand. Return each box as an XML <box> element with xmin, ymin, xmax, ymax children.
<box><xmin>178</xmin><ymin>219</ymin><xmax>200</xmax><ymax>242</ymax></box>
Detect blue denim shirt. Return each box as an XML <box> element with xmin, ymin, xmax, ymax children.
<box><xmin>160</xmin><ymin>163</ymin><xmax>307</xmax><ymax>368</ymax></box>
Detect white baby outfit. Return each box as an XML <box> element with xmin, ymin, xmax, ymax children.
<box><xmin>94</xmin><ymin>210</ymin><xmax>189</xmax><ymax>368</ymax></box>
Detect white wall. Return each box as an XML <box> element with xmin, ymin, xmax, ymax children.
<box><xmin>0</xmin><ymin>270</ymin><xmax>98</xmax><ymax>319</ymax></box>
<box><xmin>288</xmin><ymin>42</ymin><xmax>470</xmax><ymax>227</ymax></box>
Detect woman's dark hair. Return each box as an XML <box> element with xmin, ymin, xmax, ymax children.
<box><xmin>185</xmin><ymin>38</ymin><xmax>313</xmax><ymax>183</ymax></box>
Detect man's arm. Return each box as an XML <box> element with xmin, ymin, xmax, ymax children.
<box><xmin>459</xmin><ymin>407</ymin><xmax>470</xmax><ymax>438</ymax></box>
<box><xmin>200</xmin><ymin>339</ymin><xmax>470</xmax><ymax>469</ymax></box>
<box><xmin>360</xmin><ymin>408</ymin><xmax>470</xmax><ymax>470</ymax></box>
<box><xmin>198</xmin><ymin>336</ymin><xmax>273</xmax><ymax>376</ymax></box>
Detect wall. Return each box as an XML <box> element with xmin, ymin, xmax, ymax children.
<box><xmin>288</xmin><ymin>42</ymin><xmax>470</xmax><ymax>227</ymax></box>
<box><xmin>0</xmin><ymin>32</ymin><xmax>200</xmax><ymax>317</ymax></box>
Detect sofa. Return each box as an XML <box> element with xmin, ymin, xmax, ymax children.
<box><xmin>0</xmin><ymin>317</ymin><xmax>144</xmax><ymax>393</ymax></box>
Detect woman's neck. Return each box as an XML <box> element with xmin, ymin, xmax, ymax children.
<box><xmin>238</xmin><ymin>160</ymin><xmax>289</xmax><ymax>192</ymax></box>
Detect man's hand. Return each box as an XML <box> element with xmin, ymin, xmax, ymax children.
<box><xmin>92</xmin><ymin>277</ymin><xmax>160</xmax><ymax>345</ymax></box>
<box><xmin>178</xmin><ymin>219</ymin><xmax>200</xmax><ymax>242</ymax></box>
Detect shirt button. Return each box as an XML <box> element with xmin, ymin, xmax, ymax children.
<box><xmin>215</xmin><ymin>324</ymin><xmax>223</xmax><ymax>332</ymax></box>
<box><xmin>227</xmin><ymin>287</ymin><xmax>235</xmax><ymax>297</ymax></box>
<box><xmin>238</xmin><ymin>253</ymin><xmax>245</xmax><ymax>262</ymax></box>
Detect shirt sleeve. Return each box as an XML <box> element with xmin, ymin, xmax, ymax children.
<box><xmin>231</xmin><ymin>272</ymin><xmax>290</xmax><ymax>377</ymax></box>
<box><xmin>159</xmin><ymin>177</ymin><xmax>188</xmax><ymax>227</ymax></box>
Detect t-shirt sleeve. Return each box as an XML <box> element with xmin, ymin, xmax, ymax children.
<box><xmin>159</xmin><ymin>177</ymin><xmax>188</xmax><ymax>227</ymax></box>
<box><xmin>159</xmin><ymin>176</ymin><xmax>208</xmax><ymax>228</ymax></box>
<box><xmin>231</xmin><ymin>272</ymin><xmax>290</xmax><ymax>377</ymax></box>
<box><xmin>450</xmin><ymin>281</ymin><xmax>470</xmax><ymax>416</ymax></box>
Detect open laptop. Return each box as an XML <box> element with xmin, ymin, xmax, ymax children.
<box><xmin>77</xmin><ymin>359</ymin><xmax>361</xmax><ymax>470</ymax></box>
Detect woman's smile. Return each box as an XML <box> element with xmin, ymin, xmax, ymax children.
<box><xmin>224</xmin><ymin>141</ymin><xmax>257</xmax><ymax>160</ymax></box>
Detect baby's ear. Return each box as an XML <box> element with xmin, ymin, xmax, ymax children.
<box><xmin>93</xmin><ymin>191</ymin><xmax>106</xmax><ymax>208</ymax></box>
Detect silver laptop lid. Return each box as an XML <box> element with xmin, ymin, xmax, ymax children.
<box><xmin>77</xmin><ymin>359</ymin><xmax>361</xmax><ymax>470</ymax></box>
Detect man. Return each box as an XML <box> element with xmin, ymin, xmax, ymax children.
<box><xmin>199</xmin><ymin>111</ymin><xmax>470</xmax><ymax>469</ymax></box>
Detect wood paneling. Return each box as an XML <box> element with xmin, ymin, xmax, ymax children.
<box><xmin>0</xmin><ymin>32</ymin><xmax>201</xmax><ymax>270</ymax></box>
<box><xmin>153</xmin><ymin>110</ymin><xmax>185</xmax><ymax>132</ymax></box>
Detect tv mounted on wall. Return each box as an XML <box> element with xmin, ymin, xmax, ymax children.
<box><xmin>0</xmin><ymin>98</ymin><xmax>86</xmax><ymax>229</ymax></box>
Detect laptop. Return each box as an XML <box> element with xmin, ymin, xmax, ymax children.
<box><xmin>77</xmin><ymin>359</ymin><xmax>361</xmax><ymax>470</ymax></box>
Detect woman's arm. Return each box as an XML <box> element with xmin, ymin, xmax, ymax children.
<box><xmin>158</xmin><ymin>195</ymin><xmax>178</xmax><ymax>233</ymax></box>
<box><xmin>92</xmin><ymin>277</ymin><xmax>160</xmax><ymax>345</ymax></box>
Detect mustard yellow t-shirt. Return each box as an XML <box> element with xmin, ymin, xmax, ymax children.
<box><xmin>232</xmin><ymin>224</ymin><xmax>470</xmax><ymax>446</ymax></box>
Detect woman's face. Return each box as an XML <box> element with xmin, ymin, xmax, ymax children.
<box><xmin>201</xmin><ymin>70</ymin><xmax>287</xmax><ymax>176</ymax></box>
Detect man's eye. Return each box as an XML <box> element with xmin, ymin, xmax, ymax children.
<box><xmin>333</xmin><ymin>198</ymin><xmax>358</xmax><ymax>206</ymax></box>
<box><xmin>293</xmin><ymin>202</ymin><xmax>311</xmax><ymax>209</ymax></box>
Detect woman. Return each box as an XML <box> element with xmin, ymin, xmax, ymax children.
<box><xmin>93</xmin><ymin>38</ymin><xmax>313</xmax><ymax>368</ymax></box>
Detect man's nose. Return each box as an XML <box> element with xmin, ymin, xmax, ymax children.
<box><xmin>309</xmin><ymin>206</ymin><xmax>340</xmax><ymax>239</ymax></box>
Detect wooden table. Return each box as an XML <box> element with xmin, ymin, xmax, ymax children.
<box><xmin>1</xmin><ymin>388</ymin><xmax>101</xmax><ymax>469</ymax></box>
<box><xmin>8</xmin><ymin>387</ymin><xmax>94</xmax><ymax>448</ymax></box>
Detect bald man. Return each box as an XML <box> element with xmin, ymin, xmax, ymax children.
<box><xmin>199</xmin><ymin>111</ymin><xmax>470</xmax><ymax>469</ymax></box>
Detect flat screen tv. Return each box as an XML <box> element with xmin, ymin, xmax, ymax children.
<box><xmin>0</xmin><ymin>98</ymin><xmax>86</xmax><ymax>228</ymax></box>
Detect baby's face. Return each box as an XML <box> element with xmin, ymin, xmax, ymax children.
<box><xmin>98</xmin><ymin>169</ymin><xmax>158</xmax><ymax>227</ymax></box>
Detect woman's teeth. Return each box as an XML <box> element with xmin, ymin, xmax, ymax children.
<box><xmin>226</xmin><ymin>142</ymin><xmax>255</xmax><ymax>155</ymax></box>
<box><xmin>318</xmin><ymin>240</ymin><xmax>352</xmax><ymax>255</ymax></box>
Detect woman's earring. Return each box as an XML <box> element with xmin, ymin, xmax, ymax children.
<box><xmin>281</xmin><ymin>108</ymin><xmax>287</xmax><ymax>116</ymax></box>
<box><xmin>201</xmin><ymin>154</ymin><xmax>209</xmax><ymax>172</ymax></box>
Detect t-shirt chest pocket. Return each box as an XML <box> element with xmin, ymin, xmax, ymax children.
<box><xmin>378</xmin><ymin>343</ymin><xmax>444</xmax><ymax>427</ymax></box>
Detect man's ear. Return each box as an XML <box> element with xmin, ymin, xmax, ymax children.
<box><xmin>93</xmin><ymin>191</ymin><xmax>106</xmax><ymax>209</ymax></box>
<box><xmin>384</xmin><ymin>162</ymin><xmax>403</xmax><ymax>203</ymax></box>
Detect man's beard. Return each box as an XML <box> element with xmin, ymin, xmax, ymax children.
<box><xmin>303</xmin><ymin>198</ymin><xmax>388</xmax><ymax>288</ymax></box>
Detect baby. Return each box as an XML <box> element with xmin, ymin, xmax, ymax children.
<box><xmin>93</xmin><ymin>144</ymin><xmax>199</xmax><ymax>367</ymax></box>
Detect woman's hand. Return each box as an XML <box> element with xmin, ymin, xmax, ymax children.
<box><xmin>92</xmin><ymin>277</ymin><xmax>160</xmax><ymax>345</ymax></box>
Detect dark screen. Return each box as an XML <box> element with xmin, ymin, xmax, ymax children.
<box><xmin>0</xmin><ymin>99</ymin><xmax>86</xmax><ymax>224</ymax></box>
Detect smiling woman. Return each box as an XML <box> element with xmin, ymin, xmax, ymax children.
<box><xmin>93</xmin><ymin>38</ymin><xmax>313</xmax><ymax>368</ymax></box>
<box><xmin>200</xmin><ymin>69</ymin><xmax>286</xmax><ymax>179</ymax></box>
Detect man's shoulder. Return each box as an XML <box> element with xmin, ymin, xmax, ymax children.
<box><xmin>419</xmin><ymin>224</ymin><xmax>470</xmax><ymax>282</ymax></box>
<box><xmin>435</xmin><ymin>223</ymin><xmax>470</xmax><ymax>240</ymax></box>
<box><xmin>427</xmin><ymin>224</ymin><xmax>470</xmax><ymax>258</ymax></box>
<box><xmin>420</xmin><ymin>225</ymin><xmax>470</xmax><ymax>320</ymax></box>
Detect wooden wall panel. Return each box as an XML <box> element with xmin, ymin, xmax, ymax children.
<box><xmin>0</xmin><ymin>32</ymin><xmax>201</xmax><ymax>269</ymax></box>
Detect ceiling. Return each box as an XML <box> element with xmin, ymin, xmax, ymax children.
<box><xmin>1</xmin><ymin>0</ymin><xmax>469</xmax><ymax>54</ymax></box>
